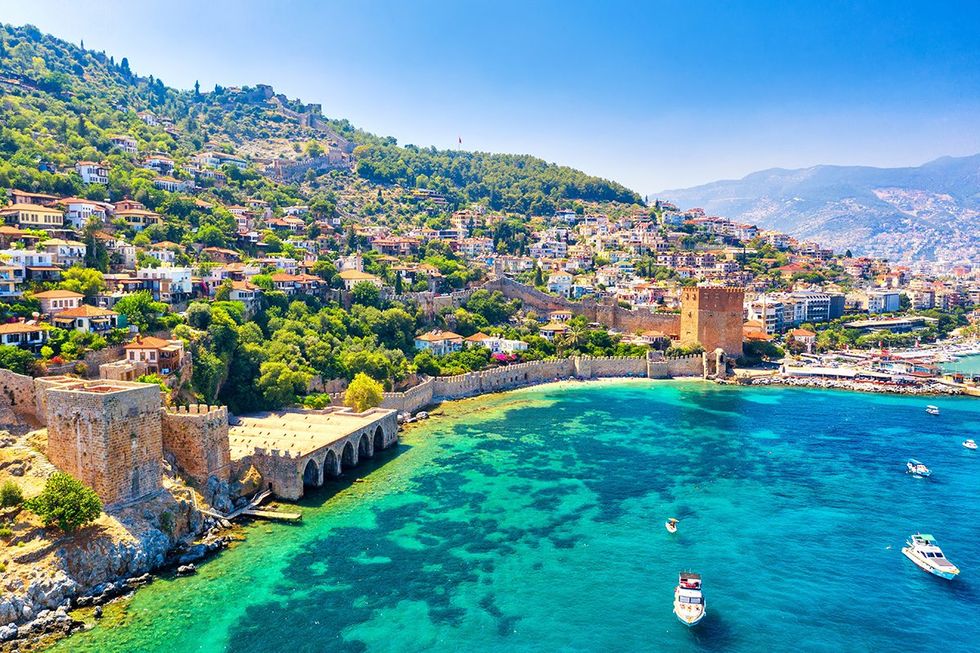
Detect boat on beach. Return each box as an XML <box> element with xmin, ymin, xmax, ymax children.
<box><xmin>665</xmin><ymin>518</ymin><xmax>678</xmax><ymax>533</ymax></box>
<box><xmin>906</xmin><ymin>459</ymin><xmax>931</xmax><ymax>478</ymax></box>
<box><xmin>902</xmin><ymin>533</ymin><xmax>960</xmax><ymax>580</ymax></box>
<box><xmin>673</xmin><ymin>572</ymin><xmax>706</xmax><ymax>626</ymax></box>
<box><xmin>926</xmin><ymin>405</ymin><xmax>940</xmax><ymax>415</ymax></box>
<box><xmin>964</xmin><ymin>439</ymin><xmax>977</xmax><ymax>450</ymax></box>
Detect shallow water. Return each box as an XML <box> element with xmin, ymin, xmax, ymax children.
<box><xmin>51</xmin><ymin>381</ymin><xmax>980</xmax><ymax>652</ymax></box>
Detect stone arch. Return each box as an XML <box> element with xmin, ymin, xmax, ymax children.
<box><xmin>302</xmin><ymin>458</ymin><xmax>320</xmax><ymax>487</ymax></box>
<box><xmin>323</xmin><ymin>448</ymin><xmax>340</xmax><ymax>478</ymax></box>
<box><xmin>341</xmin><ymin>440</ymin><xmax>357</xmax><ymax>469</ymax></box>
<box><xmin>373</xmin><ymin>425</ymin><xmax>385</xmax><ymax>452</ymax></box>
<box><xmin>358</xmin><ymin>432</ymin><xmax>373</xmax><ymax>459</ymax></box>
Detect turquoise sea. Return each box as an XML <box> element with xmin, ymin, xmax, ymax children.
<box><xmin>51</xmin><ymin>381</ymin><xmax>980</xmax><ymax>652</ymax></box>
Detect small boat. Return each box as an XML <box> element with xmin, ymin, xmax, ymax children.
<box><xmin>665</xmin><ymin>518</ymin><xmax>678</xmax><ymax>533</ymax></box>
<box><xmin>906</xmin><ymin>458</ymin><xmax>931</xmax><ymax>478</ymax></box>
<box><xmin>902</xmin><ymin>533</ymin><xmax>960</xmax><ymax>580</ymax></box>
<box><xmin>964</xmin><ymin>439</ymin><xmax>978</xmax><ymax>450</ymax></box>
<box><xmin>673</xmin><ymin>572</ymin><xmax>706</xmax><ymax>626</ymax></box>
<box><xmin>926</xmin><ymin>405</ymin><xmax>940</xmax><ymax>416</ymax></box>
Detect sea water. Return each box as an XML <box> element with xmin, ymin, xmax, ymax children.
<box><xmin>49</xmin><ymin>381</ymin><xmax>980</xmax><ymax>652</ymax></box>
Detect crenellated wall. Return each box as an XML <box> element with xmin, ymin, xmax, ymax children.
<box><xmin>331</xmin><ymin>354</ymin><xmax>708</xmax><ymax>416</ymax></box>
<box><xmin>161</xmin><ymin>404</ymin><xmax>231</xmax><ymax>487</ymax></box>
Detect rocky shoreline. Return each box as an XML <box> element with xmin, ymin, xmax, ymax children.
<box><xmin>741</xmin><ymin>375</ymin><xmax>965</xmax><ymax>396</ymax></box>
<box><xmin>0</xmin><ymin>518</ymin><xmax>240</xmax><ymax>652</ymax></box>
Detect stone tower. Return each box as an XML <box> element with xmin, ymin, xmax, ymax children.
<box><xmin>680</xmin><ymin>286</ymin><xmax>745</xmax><ymax>358</ymax></box>
<box><xmin>161</xmin><ymin>404</ymin><xmax>231</xmax><ymax>488</ymax></box>
<box><xmin>44</xmin><ymin>380</ymin><xmax>163</xmax><ymax>506</ymax></box>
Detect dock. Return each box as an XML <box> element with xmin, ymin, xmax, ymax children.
<box><xmin>200</xmin><ymin>489</ymin><xmax>303</xmax><ymax>522</ymax></box>
<box><xmin>243</xmin><ymin>508</ymin><xmax>302</xmax><ymax>521</ymax></box>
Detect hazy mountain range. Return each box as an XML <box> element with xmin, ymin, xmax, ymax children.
<box><xmin>656</xmin><ymin>155</ymin><xmax>980</xmax><ymax>262</ymax></box>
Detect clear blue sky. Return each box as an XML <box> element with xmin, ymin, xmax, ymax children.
<box><xmin>3</xmin><ymin>0</ymin><xmax>980</xmax><ymax>193</ymax></box>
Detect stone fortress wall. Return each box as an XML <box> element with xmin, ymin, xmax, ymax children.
<box><xmin>0</xmin><ymin>368</ymin><xmax>38</xmax><ymax>420</ymax></box>
<box><xmin>372</xmin><ymin>353</ymin><xmax>709</xmax><ymax>415</ymax></box>
<box><xmin>161</xmin><ymin>404</ymin><xmax>231</xmax><ymax>487</ymax></box>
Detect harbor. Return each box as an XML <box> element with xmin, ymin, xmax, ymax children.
<box><xmin>46</xmin><ymin>380</ymin><xmax>980</xmax><ymax>653</ymax></box>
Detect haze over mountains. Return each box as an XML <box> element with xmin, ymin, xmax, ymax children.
<box><xmin>657</xmin><ymin>155</ymin><xmax>980</xmax><ymax>263</ymax></box>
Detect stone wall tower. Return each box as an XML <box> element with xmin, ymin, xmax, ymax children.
<box><xmin>43</xmin><ymin>380</ymin><xmax>163</xmax><ymax>506</ymax></box>
<box><xmin>680</xmin><ymin>286</ymin><xmax>745</xmax><ymax>358</ymax></box>
<box><xmin>161</xmin><ymin>404</ymin><xmax>231</xmax><ymax>488</ymax></box>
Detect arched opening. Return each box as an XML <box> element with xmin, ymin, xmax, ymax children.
<box><xmin>323</xmin><ymin>449</ymin><xmax>339</xmax><ymax>478</ymax></box>
<box><xmin>341</xmin><ymin>440</ymin><xmax>356</xmax><ymax>469</ymax></box>
<box><xmin>373</xmin><ymin>425</ymin><xmax>385</xmax><ymax>452</ymax></box>
<box><xmin>358</xmin><ymin>433</ymin><xmax>373</xmax><ymax>459</ymax></box>
<box><xmin>302</xmin><ymin>459</ymin><xmax>320</xmax><ymax>487</ymax></box>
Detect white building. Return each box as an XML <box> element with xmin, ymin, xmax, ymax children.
<box><xmin>58</xmin><ymin>198</ymin><xmax>108</xmax><ymax>230</ymax></box>
<box><xmin>75</xmin><ymin>161</ymin><xmax>109</xmax><ymax>185</ymax></box>
<box><xmin>547</xmin><ymin>271</ymin><xmax>573</xmax><ymax>297</ymax></box>
<box><xmin>868</xmin><ymin>290</ymin><xmax>901</xmax><ymax>314</ymax></box>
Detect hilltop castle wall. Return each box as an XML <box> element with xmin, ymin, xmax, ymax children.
<box><xmin>484</xmin><ymin>277</ymin><xmax>682</xmax><ymax>336</ymax></box>
<box><xmin>161</xmin><ymin>404</ymin><xmax>231</xmax><ymax>488</ymax></box>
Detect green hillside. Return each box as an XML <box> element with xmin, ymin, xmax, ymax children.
<box><xmin>0</xmin><ymin>22</ymin><xmax>640</xmax><ymax>214</ymax></box>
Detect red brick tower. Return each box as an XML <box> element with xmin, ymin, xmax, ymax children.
<box><xmin>680</xmin><ymin>286</ymin><xmax>745</xmax><ymax>358</ymax></box>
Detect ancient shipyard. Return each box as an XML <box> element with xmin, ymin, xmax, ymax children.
<box><xmin>4</xmin><ymin>374</ymin><xmax>398</xmax><ymax>507</ymax></box>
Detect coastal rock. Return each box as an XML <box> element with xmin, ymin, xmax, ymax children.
<box><xmin>0</xmin><ymin>623</ymin><xmax>17</xmax><ymax>642</ymax></box>
<box><xmin>178</xmin><ymin>544</ymin><xmax>207</xmax><ymax>565</ymax></box>
<box><xmin>176</xmin><ymin>564</ymin><xmax>196</xmax><ymax>576</ymax></box>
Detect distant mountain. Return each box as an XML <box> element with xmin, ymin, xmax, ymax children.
<box><xmin>656</xmin><ymin>155</ymin><xmax>980</xmax><ymax>262</ymax></box>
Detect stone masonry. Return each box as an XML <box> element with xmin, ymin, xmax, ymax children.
<box><xmin>44</xmin><ymin>380</ymin><xmax>164</xmax><ymax>506</ymax></box>
<box><xmin>161</xmin><ymin>404</ymin><xmax>231</xmax><ymax>488</ymax></box>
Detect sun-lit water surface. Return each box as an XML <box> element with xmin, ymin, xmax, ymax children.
<box><xmin>50</xmin><ymin>380</ymin><xmax>980</xmax><ymax>652</ymax></box>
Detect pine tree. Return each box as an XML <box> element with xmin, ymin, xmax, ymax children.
<box><xmin>194</xmin><ymin>79</ymin><xmax>200</xmax><ymax>98</ymax></box>
<box><xmin>394</xmin><ymin>273</ymin><xmax>403</xmax><ymax>294</ymax></box>
<box><xmin>120</xmin><ymin>56</ymin><xmax>131</xmax><ymax>77</ymax></box>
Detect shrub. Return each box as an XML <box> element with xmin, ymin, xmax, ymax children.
<box><xmin>0</xmin><ymin>480</ymin><xmax>23</xmax><ymax>508</ymax></box>
<box><xmin>344</xmin><ymin>372</ymin><xmax>384</xmax><ymax>412</ymax></box>
<box><xmin>24</xmin><ymin>472</ymin><xmax>102</xmax><ymax>533</ymax></box>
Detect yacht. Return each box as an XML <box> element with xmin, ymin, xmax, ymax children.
<box><xmin>906</xmin><ymin>459</ymin><xmax>931</xmax><ymax>478</ymax></box>
<box><xmin>964</xmin><ymin>439</ymin><xmax>977</xmax><ymax>450</ymax></box>
<box><xmin>902</xmin><ymin>533</ymin><xmax>960</xmax><ymax>580</ymax></box>
<box><xmin>673</xmin><ymin>572</ymin><xmax>706</xmax><ymax>626</ymax></box>
<box><xmin>926</xmin><ymin>405</ymin><xmax>940</xmax><ymax>416</ymax></box>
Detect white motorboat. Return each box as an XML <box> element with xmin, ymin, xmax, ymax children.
<box><xmin>964</xmin><ymin>439</ymin><xmax>977</xmax><ymax>450</ymax></box>
<box><xmin>926</xmin><ymin>405</ymin><xmax>940</xmax><ymax>416</ymax></box>
<box><xmin>673</xmin><ymin>572</ymin><xmax>706</xmax><ymax>626</ymax></box>
<box><xmin>665</xmin><ymin>518</ymin><xmax>678</xmax><ymax>533</ymax></box>
<box><xmin>902</xmin><ymin>533</ymin><xmax>960</xmax><ymax>580</ymax></box>
<box><xmin>906</xmin><ymin>459</ymin><xmax>931</xmax><ymax>478</ymax></box>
